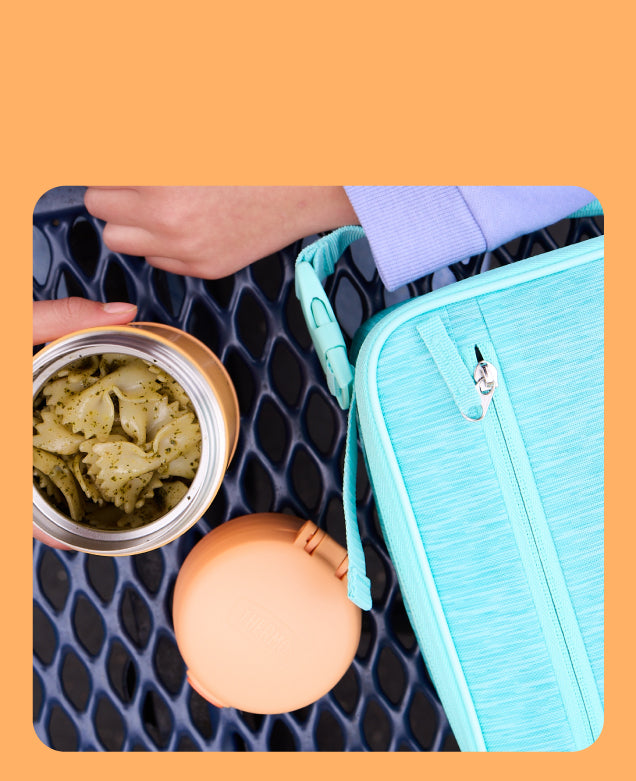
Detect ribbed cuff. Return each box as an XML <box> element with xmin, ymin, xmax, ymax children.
<box><xmin>344</xmin><ymin>186</ymin><xmax>597</xmax><ymax>291</ymax></box>
<box><xmin>460</xmin><ymin>186</ymin><xmax>596</xmax><ymax>250</ymax></box>
<box><xmin>344</xmin><ymin>186</ymin><xmax>486</xmax><ymax>291</ymax></box>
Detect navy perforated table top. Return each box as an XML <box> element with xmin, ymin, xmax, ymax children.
<box><xmin>32</xmin><ymin>187</ymin><xmax>603</xmax><ymax>751</ymax></box>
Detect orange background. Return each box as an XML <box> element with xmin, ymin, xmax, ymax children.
<box><xmin>1</xmin><ymin>0</ymin><xmax>630</xmax><ymax>778</ymax></box>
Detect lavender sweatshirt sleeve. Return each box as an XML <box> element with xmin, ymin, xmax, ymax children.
<box><xmin>343</xmin><ymin>186</ymin><xmax>597</xmax><ymax>290</ymax></box>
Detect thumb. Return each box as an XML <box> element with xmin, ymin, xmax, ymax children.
<box><xmin>33</xmin><ymin>297</ymin><xmax>138</xmax><ymax>346</ymax></box>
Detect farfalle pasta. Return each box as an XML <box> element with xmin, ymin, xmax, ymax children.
<box><xmin>33</xmin><ymin>353</ymin><xmax>201</xmax><ymax>529</ymax></box>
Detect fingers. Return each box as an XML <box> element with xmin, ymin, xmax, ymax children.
<box><xmin>101</xmin><ymin>223</ymin><xmax>158</xmax><ymax>256</ymax></box>
<box><xmin>84</xmin><ymin>187</ymin><xmax>141</xmax><ymax>226</ymax></box>
<box><xmin>86</xmin><ymin>187</ymin><xmax>157</xmax><ymax>256</ymax></box>
<box><xmin>33</xmin><ymin>298</ymin><xmax>137</xmax><ymax>345</ymax></box>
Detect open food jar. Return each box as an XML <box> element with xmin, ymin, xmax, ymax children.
<box><xmin>33</xmin><ymin>323</ymin><xmax>239</xmax><ymax>555</ymax></box>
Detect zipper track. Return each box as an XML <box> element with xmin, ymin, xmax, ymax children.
<box><xmin>487</xmin><ymin>398</ymin><xmax>592</xmax><ymax>742</ymax></box>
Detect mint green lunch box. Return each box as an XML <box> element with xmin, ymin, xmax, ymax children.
<box><xmin>295</xmin><ymin>223</ymin><xmax>604</xmax><ymax>751</ymax></box>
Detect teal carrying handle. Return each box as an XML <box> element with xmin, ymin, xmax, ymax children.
<box><xmin>294</xmin><ymin>226</ymin><xmax>365</xmax><ymax>410</ymax></box>
<box><xmin>295</xmin><ymin>227</ymin><xmax>372</xmax><ymax>610</ymax></box>
<box><xmin>294</xmin><ymin>203</ymin><xmax>603</xmax><ymax>408</ymax></box>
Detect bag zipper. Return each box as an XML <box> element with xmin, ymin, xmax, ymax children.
<box><xmin>419</xmin><ymin>315</ymin><xmax>603</xmax><ymax>748</ymax></box>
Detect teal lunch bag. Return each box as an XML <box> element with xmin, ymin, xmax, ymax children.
<box><xmin>294</xmin><ymin>219</ymin><xmax>604</xmax><ymax>752</ymax></box>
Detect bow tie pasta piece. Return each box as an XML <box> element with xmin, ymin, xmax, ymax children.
<box><xmin>65</xmin><ymin>388</ymin><xmax>116</xmax><ymax>439</ymax></box>
<box><xmin>59</xmin><ymin>358</ymin><xmax>163</xmax><ymax>438</ymax></box>
<box><xmin>160</xmin><ymin>442</ymin><xmax>201</xmax><ymax>480</ymax></box>
<box><xmin>71</xmin><ymin>451</ymin><xmax>105</xmax><ymax>505</ymax></box>
<box><xmin>33</xmin><ymin>447</ymin><xmax>85</xmax><ymax>521</ymax></box>
<box><xmin>33</xmin><ymin>411</ymin><xmax>85</xmax><ymax>455</ymax></box>
<box><xmin>85</xmin><ymin>440</ymin><xmax>164</xmax><ymax>503</ymax></box>
<box><xmin>41</xmin><ymin>371</ymin><xmax>99</xmax><ymax>413</ymax></box>
<box><xmin>120</xmin><ymin>470</ymin><xmax>158</xmax><ymax>514</ymax></box>
<box><xmin>152</xmin><ymin>412</ymin><xmax>201</xmax><ymax>460</ymax></box>
<box><xmin>75</xmin><ymin>433</ymin><xmax>132</xmax><ymax>506</ymax></box>
<box><xmin>114</xmin><ymin>387</ymin><xmax>163</xmax><ymax>445</ymax></box>
<box><xmin>106</xmin><ymin>358</ymin><xmax>167</xmax><ymax>397</ymax></box>
<box><xmin>145</xmin><ymin>397</ymin><xmax>183</xmax><ymax>442</ymax></box>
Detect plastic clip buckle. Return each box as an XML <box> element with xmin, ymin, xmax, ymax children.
<box><xmin>295</xmin><ymin>260</ymin><xmax>353</xmax><ymax>410</ymax></box>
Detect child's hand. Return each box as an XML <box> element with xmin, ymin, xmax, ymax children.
<box><xmin>33</xmin><ymin>297</ymin><xmax>137</xmax><ymax>345</ymax></box>
<box><xmin>33</xmin><ymin>297</ymin><xmax>137</xmax><ymax>548</ymax></box>
<box><xmin>84</xmin><ymin>186</ymin><xmax>359</xmax><ymax>279</ymax></box>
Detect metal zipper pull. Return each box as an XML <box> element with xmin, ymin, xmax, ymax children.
<box><xmin>417</xmin><ymin>319</ymin><xmax>500</xmax><ymax>424</ymax></box>
<box><xmin>462</xmin><ymin>349</ymin><xmax>498</xmax><ymax>421</ymax></box>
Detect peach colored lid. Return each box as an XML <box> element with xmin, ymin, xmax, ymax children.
<box><xmin>172</xmin><ymin>513</ymin><xmax>361</xmax><ymax>714</ymax></box>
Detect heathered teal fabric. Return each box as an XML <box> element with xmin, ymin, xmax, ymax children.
<box><xmin>356</xmin><ymin>238</ymin><xmax>604</xmax><ymax>751</ymax></box>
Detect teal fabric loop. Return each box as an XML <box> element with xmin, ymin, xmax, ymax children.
<box><xmin>295</xmin><ymin>226</ymin><xmax>366</xmax><ymax>282</ymax></box>
<box><xmin>295</xmin><ymin>226</ymin><xmax>366</xmax><ymax>409</ymax></box>
<box><xmin>343</xmin><ymin>392</ymin><xmax>372</xmax><ymax>611</ymax></box>
<box><xmin>295</xmin><ymin>228</ymin><xmax>372</xmax><ymax>605</ymax></box>
<box><xmin>416</xmin><ymin>316</ymin><xmax>483</xmax><ymax>421</ymax></box>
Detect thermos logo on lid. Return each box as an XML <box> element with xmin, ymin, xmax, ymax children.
<box><xmin>230</xmin><ymin>597</ymin><xmax>291</xmax><ymax>653</ymax></box>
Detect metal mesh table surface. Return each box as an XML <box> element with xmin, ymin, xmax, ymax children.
<box><xmin>32</xmin><ymin>187</ymin><xmax>603</xmax><ymax>751</ymax></box>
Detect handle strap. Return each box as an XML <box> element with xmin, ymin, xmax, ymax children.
<box><xmin>295</xmin><ymin>226</ymin><xmax>365</xmax><ymax>409</ymax></box>
<box><xmin>295</xmin><ymin>227</ymin><xmax>372</xmax><ymax>609</ymax></box>
<box><xmin>342</xmin><ymin>390</ymin><xmax>373</xmax><ymax>610</ymax></box>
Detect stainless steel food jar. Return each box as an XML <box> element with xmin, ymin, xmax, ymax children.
<box><xmin>33</xmin><ymin>323</ymin><xmax>239</xmax><ymax>555</ymax></box>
